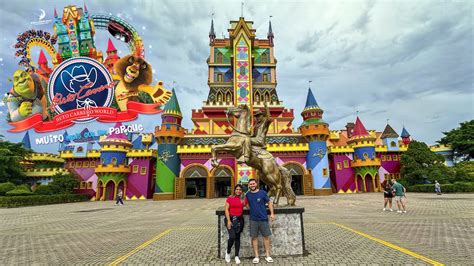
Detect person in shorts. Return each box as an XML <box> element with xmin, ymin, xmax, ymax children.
<box><xmin>382</xmin><ymin>180</ymin><xmax>394</xmax><ymax>211</ymax></box>
<box><xmin>245</xmin><ymin>178</ymin><xmax>275</xmax><ymax>264</ymax></box>
<box><xmin>391</xmin><ymin>179</ymin><xmax>406</xmax><ymax>213</ymax></box>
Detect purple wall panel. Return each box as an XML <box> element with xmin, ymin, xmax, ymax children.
<box><xmin>127</xmin><ymin>158</ymin><xmax>152</xmax><ymax>198</ymax></box>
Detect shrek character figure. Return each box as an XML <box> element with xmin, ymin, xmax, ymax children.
<box><xmin>3</xmin><ymin>70</ymin><xmax>48</xmax><ymax>122</ymax></box>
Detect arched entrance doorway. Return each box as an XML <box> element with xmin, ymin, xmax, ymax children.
<box><xmin>105</xmin><ymin>181</ymin><xmax>116</xmax><ymax>200</ymax></box>
<box><xmin>212</xmin><ymin>166</ymin><xmax>234</xmax><ymax>198</ymax></box>
<box><xmin>283</xmin><ymin>162</ymin><xmax>305</xmax><ymax>196</ymax></box>
<box><xmin>365</xmin><ymin>174</ymin><xmax>373</xmax><ymax>192</ymax></box>
<box><xmin>182</xmin><ymin>165</ymin><xmax>208</xmax><ymax>198</ymax></box>
<box><xmin>96</xmin><ymin>181</ymin><xmax>103</xmax><ymax>200</ymax></box>
<box><xmin>356</xmin><ymin>175</ymin><xmax>364</xmax><ymax>192</ymax></box>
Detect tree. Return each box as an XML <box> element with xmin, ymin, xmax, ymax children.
<box><xmin>48</xmin><ymin>173</ymin><xmax>79</xmax><ymax>194</ymax></box>
<box><xmin>0</xmin><ymin>137</ymin><xmax>31</xmax><ymax>184</ymax></box>
<box><xmin>439</xmin><ymin>120</ymin><xmax>474</xmax><ymax>161</ymax></box>
<box><xmin>400</xmin><ymin>140</ymin><xmax>454</xmax><ymax>185</ymax></box>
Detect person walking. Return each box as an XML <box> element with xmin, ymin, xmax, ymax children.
<box><xmin>224</xmin><ymin>184</ymin><xmax>245</xmax><ymax>264</ymax></box>
<box><xmin>435</xmin><ymin>180</ymin><xmax>442</xmax><ymax>195</ymax></box>
<box><xmin>382</xmin><ymin>181</ymin><xmax>394</xmax><ymax>212</ymax></box>
<box><xmin>391</xmin><ymin>179</ymin><xmax>406</xmax><ymax>213</ymax></box>
<box><xmin>245</xmin><ymin>178</ymin><xmax>275</xmax><ymax>264</ymax></box>
<box><xmin>115</xmin><ymin>189</ymin><xmax>124</xmax><ymax>206</ymax></box>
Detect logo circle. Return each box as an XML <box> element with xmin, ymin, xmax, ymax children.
<box><xmin>47</xmin><ymin>57</ymin><xmax>114</xmax><ymax>123</ymax></box>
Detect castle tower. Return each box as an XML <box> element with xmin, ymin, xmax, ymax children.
<box><xmin>154</xmin><ymin>89</ymin><xmax>186</xmax><ymax>200</ymax></box>
<box><xmin>95</xmin><ymin>122</ymin><xmax>131</xmax><ymax>200</ymax></box>
<box><xmin>400</xmin><ymin>126</ymin><xmax>411</xmax><ymax>145</ymax></box>
<box><xmin>53</xmin><ymin>7</ymin><xmax>71</xmax><ymax>61</ymax></box>
<box><xmin>209</xmin><ymin>18</ymin><xmax>216</xmax><ymax>44</ymax></box>
<box><xmin>36</xmin><ymin>50</ymin><xmax>52</xmax><ymax>79</ymax></box>
<box><xmin>347</xmin><ymin>117</ymin><xmax>381</xmax><ymax>192</ymax></box>
<box><xmin>104</xmin><ymin>38</ymin><xmax>120</xmax><ymax>73</ymax></box>
<box><xmin>299</xmin><ymin>87</ymin><xmax>332</xmax><ymax>195</ymax></box>
<box><xmin>380</xmin><ymin>123</ymin><xmax>400</xmax><ymax>151</ymax></box>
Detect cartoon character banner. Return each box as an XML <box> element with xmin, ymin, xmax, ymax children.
<box><xmin>3</xmin><ymin>5</ymin><xmax>172</xmax><ymax>133</ymax></box>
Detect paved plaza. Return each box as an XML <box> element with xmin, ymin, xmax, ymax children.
<box><xmin>0</xmin><ymin>193</ymin><xmax>473</xmax><ymax>265</ymax></box>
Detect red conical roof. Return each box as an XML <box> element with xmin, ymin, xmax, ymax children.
<box><xmin>107</xmin><ymin>38</ymin><xmax>117</xmax><ymax>52</ymax></box>
<box><xmin>352</xmin><ymin>116</ymin><xmax>370</xmax><ymax>137</ymax></box>
<box><xmin>38</xmin><ymin>50</ymin><xmax>48</xmax><ymax>65</ymax></box>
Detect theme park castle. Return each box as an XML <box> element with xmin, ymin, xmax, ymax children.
<box><xmin>21</xmin><ymin>13</ymin><xmax>453</xmax><ymax>201</ymax></box>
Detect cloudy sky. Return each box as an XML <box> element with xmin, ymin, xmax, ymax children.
<box><xmin>0</xmin><ymin>0</ymin><xmax>472</xmax><ymax>152</ymax></box>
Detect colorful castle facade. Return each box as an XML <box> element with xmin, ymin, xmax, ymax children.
<box><xmin>21</xmin><ymin>16</ymin><xmax>454</xmax><ymax>201</ymax></box>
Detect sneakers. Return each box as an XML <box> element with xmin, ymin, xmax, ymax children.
<box><xmin>389</xmin><ymin>209</ymin><xmax>393</xmax><ymax>212</ymax></box>
<box><xmin>397</xmin><ymin>210</ymin><xmax>402</xmax><ymax>213</ymax></box>
<box><xmin>252</xmin><ymin>257</ymin><xmax>260</xmax><ymax>264</ymax></box>
<box><xmin>403</xmin><ymin>210</ymin><xmax>407</xmax><ymax>213</ymax></box>
<box><xmin>265</xmin><ymin>256</ymin><xmax>274</xmax><ymax>263</ymax></box>
<box><xmin>235</xmin><ymin>256</ymin><xmax>241</xmax><ymax>264</ymax></box>
<box><xmin>225</xmin><ymin>253</ymin><xmax>231</xmax><ymax>263</ymax></box>
<box><xmin>383</xmin><ymin>208</ymin><xmax>386</xmax><ymax>211</ymax></box>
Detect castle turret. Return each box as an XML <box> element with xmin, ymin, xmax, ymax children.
<box><xmin>381</xmin><ymin>123</ymin><xmax>400</xmax><ymax>151</ymax></box>
<box><xmin>209</xmin><ymin>18</ymin><xmax>216</xmax><ymax>44</ymax></box>
<box><xmin>347</xmin><ymin>117</ymin><xmax>380</xmax><ymax>192</ymax></box>
<box><xmin>299</xmin><ymin>87</ymin><xmax>332</xmax><ymax>195</ymax></box>
<box><xmin>267</xmin><ymin>19</ymin><xmax>274</xmax><ymax>46</ymax></box>
<box><xmin>104</xmin><ymin>38</ymin><xmax>120</xmax><ymax>73</ymax></box>
<box><xmin>154</xmin><ymin>89</ymin><xmax>186</xmax><ymax>200</ymax></box>
<box><xmin>95</xmin><ymin>122</ymin><xmax>131</xmax><ymax>201</ymax></box>
<box><xmin>400</xmin><ymin>126</ymin><xmax>411</xmax><ymax>145</ymax></box>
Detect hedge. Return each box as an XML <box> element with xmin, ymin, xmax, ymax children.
<box><xmin>5</xmin><ymin>189</ymin><xmax>34</xmax><ymax>196</ymax></box>
<box><xmin>0</xmin><ymin>194</ymin><xmax>90</xmax><ymax>208</ymax></box>
<box><xmin>408</xmin><ymin>182</ymin><xmax>474</xmax><ymax>193</ymax></box>
<box><xmin>0</xmin><ymin>182</ymin><xmax>16</xmax><ymax>196</ymax></box>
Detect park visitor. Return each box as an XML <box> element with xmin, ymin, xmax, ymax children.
<box><xmin>382</xmin><ymin>180</ymin><xmax>394</xmax><ymax>212</ymax></box>
<box><xmin>224</xmin><ymin>184</ymin><xmax>245</xmax><ymax>264</ymax></box>
<box><xmin>115</xmin><ymin>189</ymin><xmax>124</xmax><ymax>206</ymax></box>
<box><xmin>391</xmin><ymin>179</ymin><xmax>407</xmax><ymax>213</ymax></box>
<box><xmin>435</xmin><ymin>180</ymin><xmax>442</xmax><ymax>195</ymax></box>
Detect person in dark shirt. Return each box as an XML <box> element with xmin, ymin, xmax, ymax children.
<box><xmin>382</xmin><ymin>181</ymin><xmax>393</xmax><ymax>212</ymax></box>
<box><xmin>245</xmin><ymin>178</ymin><xmax>275</xmax><ymax>264</ymax></box>
<box><xmin>224</xmin><ymin>184</ymin><xmax>245</xmax><ymax>264</ymax></box>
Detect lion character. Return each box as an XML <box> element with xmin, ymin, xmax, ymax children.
<box><xmin>3</xmin><ymin>69</ymin><xmax>48</xmax><ymax>122</ymax></box>
<box><xmin>113</xmin><ymin>55</ymin><xmax>172</xmax><ymax>111</ymax></box>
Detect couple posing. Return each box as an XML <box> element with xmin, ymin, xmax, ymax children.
<box><xmin>224</xmin><ymin>179</ymin><xmax>275</xmax><ymax>264</ymax></box>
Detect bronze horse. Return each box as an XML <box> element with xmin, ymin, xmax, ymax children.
<box><xmin>210</xmin><ymin>104</ymin><xmax>296</xmax><ymax>206</ymax></box>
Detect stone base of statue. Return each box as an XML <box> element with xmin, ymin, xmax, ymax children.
<box><xmin>215</xmin><ymin>206</ymin><xmax>305</xmax><ymax>258</ymax></box>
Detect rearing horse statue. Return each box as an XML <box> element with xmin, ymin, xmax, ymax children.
<box><xmin>210</xmin><ymin>104</ymin><xmax>296</xmax><ymax>206</ymax></box>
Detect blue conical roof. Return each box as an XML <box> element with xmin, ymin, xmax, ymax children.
<box><xmin>304</xmin><ymin>88</ymin><xmax>319</xmax><ymax>109</ymax></box>
<box><xmin>22</xmin><ymin>131</ymin><xmax>31</xmax><ymax>149</ymax></box>
<box><xmin>401</xmin><ymin>127</ymin><xmax>410</xmax><ymax>138</ymax></box>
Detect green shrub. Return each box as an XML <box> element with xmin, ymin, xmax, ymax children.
<box><xmin>6</xmin><ymin>189</ymin><xmax>34</xmax><ymax>196</ymax></box>
<box><xmin>0</xmin><ymin>194</ymin><xmax>89</xmax><ymax>208</ymax></box>
<box><xmin>15</xmin><ymin>184</ymin><xmax>31</xmax><ymax>192</ymax></box>
<box><xmin>408</xmin><ymin>182</ymin><xmax>474</xmax><ymax>193</ymax></box>
<box><xmin>0</xmin><ymin>182</ymin><xmax>16</xmax><ymax>196</ymax></box>
<box><xmin>34</xmin><ymin>185</ymin><xmax>55</xmax><ymax>195</ymax></box>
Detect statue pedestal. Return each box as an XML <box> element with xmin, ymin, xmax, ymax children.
<box><xmin>215</xmin><ymin>206</ymin><xmax>305</xmax><ymax>258</ymax></box>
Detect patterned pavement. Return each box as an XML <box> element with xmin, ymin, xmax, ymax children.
<box><xmin>0</xmin><ymin>193</ymin><xmax>472</xmax><ymax>265</ymax></box>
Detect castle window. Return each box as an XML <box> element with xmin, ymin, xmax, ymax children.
<box><xmin>262</xmin><ymin>73</ymin><xmax>269</xmax><ymax>82</ymax></box>
<box><xmin>133</xmin><ymin>165</ymin><xmax>139</xmax><ymax>173</ymax></box>
<box><xmin>381</xmin><ymin>155</ymin><xmax>386</xmax><ymax>161</ymax></box>
<box><xmin>122</xmin><ymin>158</ymin><xmax>127</xmax><ymax>165</ymax></box>
<box><xmin>216</xmin><ymin>52</ymin><xmax>223</xmax><ymax>63</ymax></box>
<box><xmin>390</xmin><ymin>141</ymin><xmax>397</xmax><ymax>147</ymax></box>
<box><xmin>343</xmin><ymin>160</ymin><xmax>349</xmax><ymax>168</ymax></box>
<box><xmin>255</xmin><ymin>91</ymin><xmax>261</xmax><ymax>103</ymax></box>
<box><xmin>69</xmin><ymin>161</ymin><xmax>75</xmax><ymax>168</ymax></box>
<box><xmin>217</xmin><ymin>91</ymin><xmax>223</xmax><ymax>102</ymax></box>
<box><xmin>336</xmin><ymin>162</ymin><xmax>342</xmax><ymax>170</ymax></box>
<box><xmin>140</xmin><ymin>167</ymin><xmax>147</xmax><ymax>175</ymax></box>
<box><xmin>76</xmin><ymin>161</ymin><xmax>82</xmax><ymax>168</ymax></box>
<box><xmin>83</xmin><ymin>161</ymin><xmax>89</xmax><ymax>168</ymax></box>
<box><xmin>264</xmin><ymin>92</ymin><xmax>270</xmax><ymax>102</ymax></box>
<box><xmin>261</xmin><ymin>52</ymin><xmax>268</xmax><ymax>63</ymax></box>
<box><xmin>226</xmin><ymin>92</ymin><xmax>232</xmax><ymax>102</ymax></box>
<box><xmin>354</xmin><ymin>154</ymin><xmax>358</xmax><ymax>160</ymax></box>
<box><xmin>322</xmin><ymin>168</ymin><xmax>328</xmax><ymax>176</ymax></box>
<box><xmin>393</xmin><ymin>155</ymin><xmax>398</xmax><ymax>161</ymax></box>
<box><xmin>80</xmin><ymin>182</ymin><xmax>85</xmax><ymax>189</ymax></box>
<box><xmin>387</xmin><ymin>155</ymin><xmax>392</xmax><ymax>161</ymax></box>
<box><xmin>77</xmin><ymin>146</ymin><xmax>84</xmax><ymax>153</ymax></box>
<box><xmin>217</xmin><ymin>73</ymin><xmax>223</xmax><ymax>82</ymax></box>
<box><xmin>87</xmin><ymin>182</ymin><xmax>92</xmax><ymax>189</ymax></box>
<box><xmin>90</xmin><ymin>161</ymin><xmax>96</xmax><ymax>167</ymax></box>
<box><xmin>111</xmin><ymin>157</ymin><xmax>117</xmax><ymax>165</ymax></box>
<box><xmin>101</xmin><ymin>158</ymin><xmax>105</xmax><ymax>164</ymax></box>
<box><xmin>363</xmin><ymin>152</ymin><xmax>368</xmax><ymax>159</ymax></box>
<box><xmin>372</xmin><ymin>152</ymin><xmax>376</xmax><ymax>158</ymax></box>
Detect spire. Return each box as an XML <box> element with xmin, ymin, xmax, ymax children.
<box><xmin>107</xmin><ymin>38</ymin><xmax>117</xmax><ymax>52</ymax></box>
<box><xmin>209</xmin><ymin>17</ymin><xmax>216</xmax><ymax>43</ymax></box>
<box><xmin>352</xmin><ymin>117</ymin><xmax>370</xmax><ymax>137</ymax></box>
<box><xmin>381</xmin><ymin>124</ymin><xmax>399</xmax><ymax>139</ymax></box>
<box><xmin>54</xmin><ymin>7</ymin><xmax>58</xmax><ymax>18</ymax></box>
<box><xmin>163</xmin><ymin>88</ymin><xmax>182</xmax><ymax>117</ymax></box>
<box><xmin>268</xmin><ymin>16</ymin><xmax>274</xmax><ymax>45</ymax></box>
<box><xmin>21</xmin><ymin>131</ymin><xmax>31</xmax><ymax>150</ymax></box>
<box><xmin>83</xmin><ymin>2</ymin><xmax>88</xmax><ymax>13</ymax></box>
<box><xmin>38</xmin><ymin>50</ymin><xmax>48</xmax><ymax>65</ymax></box>
<box><xmin>400</xmin><ymin>126</ymin><xmax>410</xmax><ymax>138</ymax></box>
<box><xmin>304</xmin><ymin>87</ymin><xmax>320</xmax><ymax>111</ymax></box>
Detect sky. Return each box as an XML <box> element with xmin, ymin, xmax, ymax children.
<box><xmin>0</xmin><ymin>0</ymin><xmax>472</xmax><ymax>153</ymax></box>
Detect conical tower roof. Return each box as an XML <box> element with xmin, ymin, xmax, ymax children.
<box><xmin>107</xmin><ymin>38</ymin><xmax>117</xmax><ymax>52</ymax></box>
<box><xmin>303</xmin><ymin>88</ymin><xmax>320</xmax><ymax>111</ymax></box>
<box><xmin>163</xmin><ymin>88</ymin><xmax>182</xmax><ymax>117</ymax></box>
<box><xmin>352</xmin><ymin>117</ymin><xmax>370</xmax><ymax>137</ymax></box>
<box><xmin>22</xmin><ymin>131</ymin><xmax>31</xmax><ymax>150</ymax></box>
<box><xmin>381</xmin><ymin>124</ymin><xmax>399</xmax><ymax>139</ymax></box>
<box><xmin>401</xmin><ymin>126</ymin><xmax>410</xmax><ymax>138</ymax></box>
<box><xmin>38</xmin><ymin>50</ymin><xmax>48</xmax><ymax>65</ymax></box>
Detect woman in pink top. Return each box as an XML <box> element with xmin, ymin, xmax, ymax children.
<box><xmin>224</xmin><ymin>184</ymin><xmax>244</xmax><ymax>264</ymax></box>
